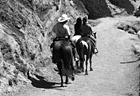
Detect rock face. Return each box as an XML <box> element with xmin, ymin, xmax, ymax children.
<box><xmin>80</xmin><ymin>0</ymin><xmax>137</xmax><ymax>19</ymax></box>
<box><xmin>80</xmin><ymin>0</ymin><xmax>112</xmax><ymax>19</ymax></box>
<box><xmin>0</xmin><ymin>0</ymin><xmax>87</xmax><ymax>94</ymax></box>
<box><xmin>108</xmin><ymin>0</ymin><xmax>135</xmax><ymax>14</ymax></box>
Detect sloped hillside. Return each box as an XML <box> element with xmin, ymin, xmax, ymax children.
<box><xmin>0</xmin><ymin>0</ymin><xmax>87</xmax><ymax>94</ymax></box>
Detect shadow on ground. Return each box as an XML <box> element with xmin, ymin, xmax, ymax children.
<box><xmin>27</xmin><ymin>65</ymin><xmax>84</xmax><ymax>89</ymax></box>
<box><xmin>27</xmin><ymin>71</ymin><xmax>61</xmax><ymax>89</ymax></box>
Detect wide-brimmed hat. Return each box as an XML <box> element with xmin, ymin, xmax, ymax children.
<box><xmin>58</xmin><ymin>14</ymin><xmax>70</xmax><ymax>22</ymax></box>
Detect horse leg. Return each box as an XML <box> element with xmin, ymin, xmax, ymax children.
<box><xmin>89</xmin><ymin>55</ymin><xmax>93</xmax><ymax>71</ymax></box>
<box><xmin>76</xmin><ymin>61</ymin><xmax>79</xmax><ymax>69</ymax></box>
<box><xmin>60</xmin><ymin>69</ymin><xmax>64</xmax><ymax>87</ymax></box>
<box><xmin>70</xmin><ymin>59</ymin><xmax>75</xmax><ymax>81</ymax></box>
<box><xmin>79</xmin><ymin>54</ymin><xmax>84</xmax><ymax>72</ymax></box>
<box><xmin>65</xmin><ymin>64</ymin><xmax>69</xmax><ymax>84</ymax></box>
<box><xmin>57</xmin><ymin>62</ymin><xmax>64</xmax><ymax>87</ymax></box>
<box><xmin>80</xmin><ymin>60</ymin><xmax>84</xmax><ymax>72</ymax></box>
<box><xmin>85</xmin><ymin>56</ymin><xmax>88</xmax><ymax>75</ymax></box>
<box><xmin>65</xmin><ymin>75</ymin><xmax>69</xmax><ymax>84</ymax></box>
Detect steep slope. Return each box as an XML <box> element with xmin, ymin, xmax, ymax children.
<box><xmin>0</xmin><ymin>0</ymin><xmax>87</xmax><ymax>94</ymax></box>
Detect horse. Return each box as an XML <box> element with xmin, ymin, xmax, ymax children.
<box><xmin>71</xmin><ymin>32</ymin><xmax>97</xmax><ymax>70</ymax></box>
<box><xmin>76</xmin><ymin>37</ymin><xmax>96</xmax><ymax>75</ymax></box>
<box><xmin>53</xmin><ymin>39</ymin><xmax>75</xmax><ymax>87</ymax></box>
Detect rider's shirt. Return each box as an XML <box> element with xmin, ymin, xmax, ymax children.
<box><xmin>74</xmin><ymin>24</ymin><xmax>82</xmax><ymax>35</ymax></box>
<box><xmin>52</xmin><ymin>22</ymin><xmax>71</xmax><ymax>38</ymax></box>
<box><xmin>81</xmin><ymin>23</ymin><xmax>92</xmax><ymax>37</ymax></box>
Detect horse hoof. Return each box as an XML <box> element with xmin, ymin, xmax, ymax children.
<box><xmin>90</xmin><ymin>68</ymin><xmax>93</xmax><ymax>71</ymax></box>
<box><xmin>65</xmin><ymin>82</ymin><xmax>71</xmax><ymax>84</ymax></box>
<box><xmin>71</xmin><ymin>77</ymin><xmax>75</xmax><ymax>81</ymax></box>
<box><xmin>61</xmin><ymin>84</ymin><xmax>67</xmax><ymax>87</ymax></box>
<box><xmin>85</xmin><ymin>72</ymin><xmax>88</xmax><ymax>75</ymax></box>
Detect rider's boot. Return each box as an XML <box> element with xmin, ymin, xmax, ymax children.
<box><xmin>89</xmin><ymin>36</ymin><xmax>98</xmax><ymax>54</ymax></box>
<box><xmin>73</xmin><ymin>47</ymin><xmax>79</xmax><ymax>61</ymax></box>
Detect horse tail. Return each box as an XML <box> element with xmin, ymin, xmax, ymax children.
<box><xmin>61</xmin><ymin>45</ymin><xmax>74</xmax><ymax>77</ymax></box>
<box><xmin>61</xmin><ymin>46</ymin><xmax>73</xmax><ymax>69</ymax></box>
<box><xmin>77</xmin><ymin>40</ymin><xmax>88</xmax><ymax>62</ymax></box>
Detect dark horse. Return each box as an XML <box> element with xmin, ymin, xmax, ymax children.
<box><xmin>76</xmin><ymin>37</ymin><xmax>96</xmax><ymax>75</ymax></box>
<box><xmin>53</xmin><ymin>39</ymin><xmax>75</xmax><ymax>87</ymax></box>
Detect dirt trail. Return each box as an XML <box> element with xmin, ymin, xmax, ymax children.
<box><xmin>5</xmin><ymin>16</ymin><xmax>140</xmax><ymax>96</ymax></box>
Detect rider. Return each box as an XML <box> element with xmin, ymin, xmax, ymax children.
<box><xmin>74</xmin><ymin>17</ymin><xmax>82</xmax><ymax>36</ymax></box>
<box><xmin>51</xmin><ymin>14</ymin><xmax>78</xmax><ymax>63</ymax></box>
<box><xmin>81</xmin><ymin>15</ymin><xmax>98</xmax><ymax>53</ymax></box>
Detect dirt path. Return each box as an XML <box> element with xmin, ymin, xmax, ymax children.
<box><xmin>5</xmin><ymin>16</ymin><xmax>140</xmax><ymax>96</ymax></box>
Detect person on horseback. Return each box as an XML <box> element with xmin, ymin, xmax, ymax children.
<box><xmin>51</xmin><ymin>14</ymin><xmax>78</xmax><ymax>63</ymax></box>
<box><xmin>74</xmin><ymin>17</ymin><xmax>82</xmax><ymax>36</ymax></box>
<box><xmin>71</xmin><ymin>17</ymin><xmax>82</xmax><ymax>44</ymax></box>
<box><xmin>81</xmin><ymin>16</ymin><xmax>98</xmax><ymax>53</ymax></box>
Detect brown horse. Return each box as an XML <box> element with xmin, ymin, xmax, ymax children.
<box><xmin>53</xmin><ymin>39</ymin><xmax>75</xmax><ymax>87</ymax></box>
<box><xmin>76</xmin><ymin>37</ymin><xmax>96</xmax><ymax>75</ymax></box>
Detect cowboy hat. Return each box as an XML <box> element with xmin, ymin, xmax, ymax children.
<box><xmin>58</xmin><ymin>14</ymin><xmax>70</xmax><ymax>22</ymax></box>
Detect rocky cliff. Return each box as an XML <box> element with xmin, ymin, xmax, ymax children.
<box><xmin>80</xmin><ymin>0</ymin><xmax>139</xmax><ymax>19</ymax></box>
<box><xmin>0</xmin><ymin>0</ymin><xmax>87</xmax><ymax>94</ymax></box>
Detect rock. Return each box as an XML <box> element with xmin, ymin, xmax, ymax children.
<box><xmin>80</xmin><ymin>0</ymin><xmax>136</xmax><ymax>19</ymax></box>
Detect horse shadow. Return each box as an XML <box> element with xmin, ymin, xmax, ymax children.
<box><xmin>27</xmin><ymin>72</ymin><xmax>61</xmax><ymax>89</ymax></box>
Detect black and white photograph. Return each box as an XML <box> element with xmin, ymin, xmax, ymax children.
<box><xmin>0</xmin><ymin>0</ymin><xmax>140</xmax><ymax>96</ymax></box>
